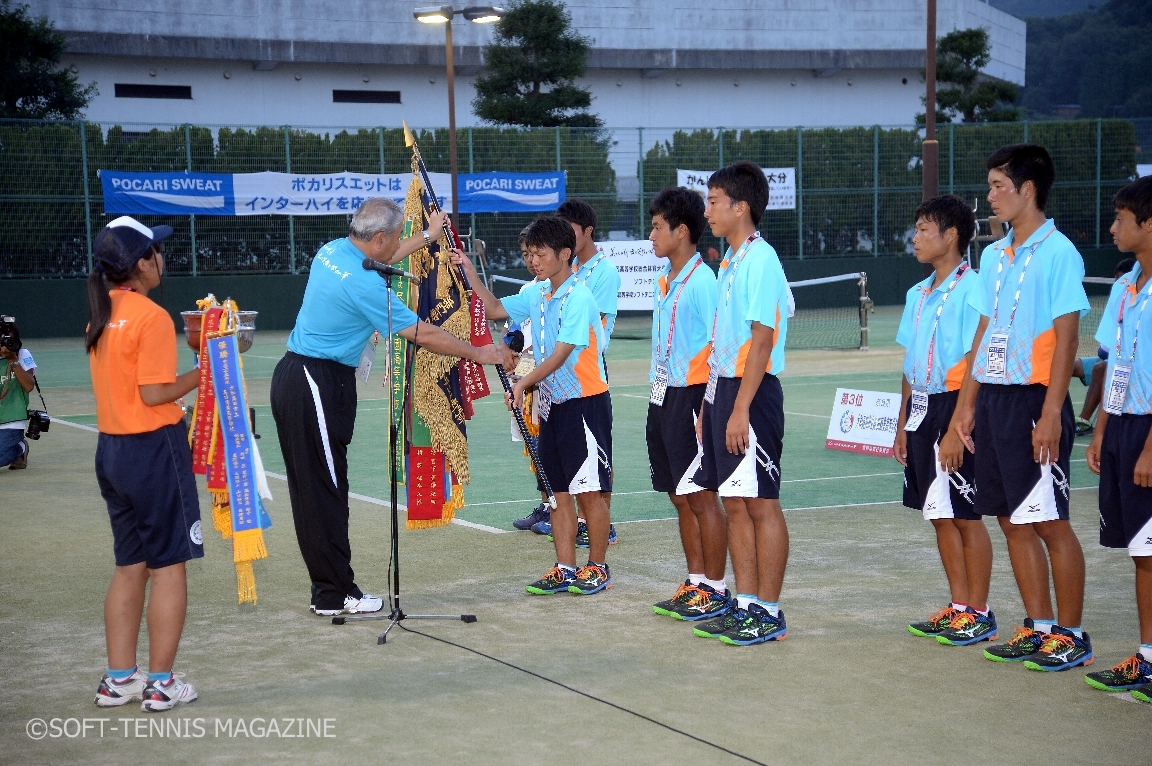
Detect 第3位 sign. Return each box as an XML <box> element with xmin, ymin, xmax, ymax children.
<box><xmin>825</xmin><ymin>388</ymin><xmax>899</xmax><ymax>457</ymax></box>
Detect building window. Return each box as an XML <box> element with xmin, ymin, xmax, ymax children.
<box><xmin>115</xmin><ymin>84</ymin><xmax>193</xmax><ymax>99</ymax></box>
<box><xmin>332</xmin><ymin>90</ymin><xmax>401</xmax><ymax>104</ymax></box>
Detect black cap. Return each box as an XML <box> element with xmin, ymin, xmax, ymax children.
<box><xmin>93</xmin><ymin>216</ymin><xmax>174</xmax><ymax>274</ymax></box>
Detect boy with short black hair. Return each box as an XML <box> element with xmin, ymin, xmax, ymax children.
<box><xmin>454</xmin><ymin>217</ymin><xmax>614</xmax><ymax>595</ymax></box>
<box><xmin>644</xmin><ymin>187</ymin><xmax>729</xmax><ymax>622</ymax></box>
<box><xmin>942</xmin><ymin>144</ymin><xmax>1094</xmax><ymax>670</ymax></box>
<box><xmin>558</xmin><ymin>198</ymin><xmax>622</xmax><ymax>546</ymax></box>
<box><xmin>1084</xmin><ymin>175</ymin><xmax>1152</xmax><ymax>700</ymax></box>
<box><xmin>691</xmin><ymin>161</ymin><xmax>791</xmax><ymax>645</ymax></box>
<box><xmin>893</xmin><ymin>195</ymin><xmax>996</xmax><ymax>646</ymax></box>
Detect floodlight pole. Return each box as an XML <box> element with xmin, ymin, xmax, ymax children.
<box><xmin>444</xmin><ymin>19</ymin><xmax>460</xmax><ymax>232</ymax></box>
<box><xmin>922</xmin><ymin>0</ymin><xmax>939</xmax><ymax>201</ymax></box>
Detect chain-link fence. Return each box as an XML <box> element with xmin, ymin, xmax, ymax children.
<box><xmin>1</xmin><ymin>118</ymin><xmax>1146</xmax><ymax>277</ymax></box>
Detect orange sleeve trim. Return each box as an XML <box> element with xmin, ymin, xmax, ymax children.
<box><xmin>1029</xmin><ymin>327</ymin><xmax>1056</xmax><ymax>386</ymax></box>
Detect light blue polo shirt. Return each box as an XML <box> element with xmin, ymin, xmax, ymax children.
<box><xmin>969</xmin><ymin>219</ymin><xmax>1090</xmax><ymax>387</ymax></box>
<box><xmin>649</xmin><ymin>254</ymin><xmax>717</xmax><ymax>387</ymax></box>
<box><xmin>1094</xmin><ymin>263</ymin><xmax>1152</xmax><ymax>414</ymax></box>
<box><xmin>501</xmin><ymin>273</ymin><xmax>609</xmax><ymax>403</ymax></box>
<box><xmin>287</xmin><ymin>238</ymin><xmax>418</xmax><ymax>367</ymax></box>
<box><xmin>709</xmin><ymin>236</ymin><xmax>790</xmax><ymax>378</ymax></box>
<box><xmin>575</xmin><ymin>248</ymin><xmax>621</xmax><ymax>339</ymax></box>
<box><xmin>896</xmin><ymin>264</ymin><xmax>982</xmax><ymax>394</ymax></box>
<box><xmin>516</xmin><ymin>278</ymin><xmax>545</xmax><ymax>350</ymax></box>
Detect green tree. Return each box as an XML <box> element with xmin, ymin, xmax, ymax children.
<box><xmin>918</xmin><ymin>28</ymin><xmax>1022</xmax><ymax>125</ymax></box>
<box><xmin>0</xmin><ymin>0</ymin><xmax>96</xmax><ymax>119</ymax></box>
<box><xmin>472</xmin><ymin>0</ymin><xmax>600</xmax><ymax>128</ymax></box>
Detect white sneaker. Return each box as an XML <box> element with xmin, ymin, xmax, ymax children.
<box><xmin>94</xmin><ymin>669</ymin><xmax>147</xmax><ymax>707</ymax></box>
<box><xmin>141</xmin><ymin>673</ymin><xmax>198</xmax><ymax>712</ymax></box>
<box><xmin>313</xmin><ymin>593</ymin><xmax>384</xmax><ymax>616</ymax></box>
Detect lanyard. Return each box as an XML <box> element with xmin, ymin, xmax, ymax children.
<box><xmin>710</xmin><ymin>232</ymin><xmax>761</xmax><ymax>345</ymax></box>
<box><xmin>912</xmin><ymin>263</ymin><xmax>968</xmax><ymax>388</ymax></box>
<box><xmin>573</xmin><ymin>250</ymin><xmax>606</xmax><ymax>285</ymax></box>
<box><xmin>657</xmin><ymin>259</ymin><xmax>703</xmax><ymax>363</ymax></box>
<box><xmin>1115</xmin><ymin>274</ymin><xmax>1152</xmax><ymax>361</ymax></box>
<box><xmin>538</xmin><ymin>282</ymin><xmax>574</xmax><ymax>359</ymax></box>
<box><xmin>990</xmin><ymin>228</ymin><xmax>1055</xmax><ymax>328</ymax></box>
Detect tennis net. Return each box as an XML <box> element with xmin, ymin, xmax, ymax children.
<box><xmin>491</xmin><ymin>272</ymin><xmax>872</xmax><ymax>351</ymax></box>
<box><xmin>1080</xmin><ymin>276</ymin><xmax>1115</xmax><ymax>358</ymax></box>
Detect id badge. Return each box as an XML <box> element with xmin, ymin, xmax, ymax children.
<box><xmin>985</xmin><ymin>328</ymin><xmax>1009</xmax><ymax>379</ymax></box>
<box><xmin>650</xmin><ymin>362</ymin><xmax>670</xmax><ymax>406</ymax></box>
<box><xmin>905</xmin><ymin>389</ymin><xmax>929</xmax><ymax>432</ymax></box>
<box><xmin>356</xmin><ymin>341</ymin><xmax>376</xmax><ymax>384</ymax></box>
<box><xmin>704</xmin><ymin>367</ymin><xmax>719</xmax><ymax>404</ymax></box>
<box><xmin>536</xmin><ymin>379</ymin><xmax>553</xmax><ymax>422</ymax></box>
<box><xmin>1103</xmin><ymin>363</ymin><xmax>1132</xmax><ymax>415</ymax></box>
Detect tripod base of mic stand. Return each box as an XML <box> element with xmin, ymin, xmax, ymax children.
<box><xmin>332</xmin><ymin>609</ymin><xmax>477</xmax><ymax>644</ymax></box>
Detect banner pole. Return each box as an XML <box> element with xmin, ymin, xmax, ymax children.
<box><xmin>186</xmin><ymin>124</ymin><xmax>197</xmax><ymax>277</ymax></box>
<box><xmin>284</xmin><ymin>125</ymin><xmax>295</xmax><ymax>274</ymax></box>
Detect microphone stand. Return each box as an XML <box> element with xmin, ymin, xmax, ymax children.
<box><xmin>335</xmin><ymin>271</ymin><xmax>477</xmax><ymax>644</ymax></box>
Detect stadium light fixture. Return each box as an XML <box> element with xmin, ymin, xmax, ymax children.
<box><xmin>412</xmin><ymin>5</ymin><xmax>506</xmax><ymax>230</ymax></box>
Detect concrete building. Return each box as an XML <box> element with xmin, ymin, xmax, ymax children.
<box><xmin>33</xmin><ymin>0</ymin><xmax>1026</xmax><ymax>130</ymax></box>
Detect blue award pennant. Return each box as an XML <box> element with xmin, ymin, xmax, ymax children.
<box><xmin>207</xmin><ymin>333</ymin><xmax>272</xmax><ymax>534</ymax></box>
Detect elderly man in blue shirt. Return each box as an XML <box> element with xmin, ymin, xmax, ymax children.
<box><xmin>270</xmin><ymin>197</ymin><xmax>512</xmax><ymax>618</ymax></box>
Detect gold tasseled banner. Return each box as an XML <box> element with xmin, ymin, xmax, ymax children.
<box><xmin>235</xmin><ymin>560</ymin><xmax>257</xmax><ymax>604</ymax></box>
<box><xmin>211</xmin><ymin>491</ymin><xmax>231</xmax><ymax>539</ymax></box>
<box><xmin>231</xmin><ymin>528</ymin><xmax>268</xmax><ymax>563</ymax></box>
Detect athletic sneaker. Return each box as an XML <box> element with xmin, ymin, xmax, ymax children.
<box><xmin>526</xmin><ymin>565</ymin><xmax>577</xmax><ymax>595</ymax></box>
<box><xmin>693</xmin><ymin>606</ymin><xmax>746</xmax><ymax>639</ymax></box>
<box><xmin>983</xmin><ymin>618</ymin><xmax>1046</xmax><ymax>662</ymax></box>
<box><xmin>717</xmin><ymin>604</ymin><xmax>787</xmax><ymax>645</ymax></box>
<box><xmin>1084</xmin><ymin>655</ymin><xmax>1152</xmax><ymax>692</ymax></box>
<box><xmin>141</xmin><ymin>674</ymin><xmax>198</xmax><ymax>712</ymax></box>
<box><xmin>568</xmin><ymin>562</ymin><xmax>612</xmax><ymax>595</ymax></box>
<box><xmin>1132</xmin><ymin>681</ymin><xmax>1152</xmax><ymax>703</ymax></box>
<box><xmin>936</xmin><ymin>609</ymin><xmax>998</xmax><ymax>646</ymax></box>
<box><xmin>314</xmin><ymin>593</ymin><xmax>384</xmax><ymax>617</ymax></box>
<box><xmin>530</xmin><ymin>518</ymin><xmax>551</xmax><ymax>536</ymax></box>
<box><xmin>94</xmin><ymin>669</ymin><xmax>147</xmax><ymax>707</ymax></box>
<box><xmin>1074</xmin><ymin>416</ymin><xmax>1094</xmax><ymax>436</ymax></box>
<box><xmin>574</xmin><ymin>521</ymin><xmax>618</xmax><ymax>549</ymax></box>
<box><xmin>514</xmin><ymin>503</ymin><xmax>550</xmax><ymax>531</ymax></box>
<box><xmin>669</xmin><ymin>583</ymin><xmax>732</xmax><ymax>621</ymax></box>
<box><xmin>652</xmin><ymin>580</ymin><xmax>700</xmax><ymax>618</ymax></box>
<box><xmin>908</xmin><ymin>606</ymin><xmax>962</xmax><ymax>637</ymax></box>
<box><xmin>1023</xmin><ymin>627</ymin><xmax>1094</xmax><ymax>672</ymax></box>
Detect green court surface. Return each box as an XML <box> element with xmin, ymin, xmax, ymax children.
<box><xmin>3</xmin><ymin>308</ymin><xmax>1147</xmax><ymax>764</ymax></box>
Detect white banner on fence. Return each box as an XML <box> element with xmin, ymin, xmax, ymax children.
<box><xmin>825</xmin><ymin>388</ymin><xmax>899</xmax><ymax>457</ymax></box>
<box><xmin>231</xmin><ymin>171</ymin><xmax>451</xmax><ymax>216</ymax></box>
<box><xmin>598</xmin><ymin>240</ymin><xmax>664</xmax><ymax>311</ymax></box>
<box><xmin>677</xmin><ymin>168</ymin><xmax>796</xmax><ymax>210</ymax></box>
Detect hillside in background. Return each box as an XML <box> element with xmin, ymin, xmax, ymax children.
<box><xmin>1019</xmin><ymin>0</ymin><xmax>1152</xmax><ymax>118</ymax></box>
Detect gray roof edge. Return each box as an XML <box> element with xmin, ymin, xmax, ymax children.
<box><xmin>62</xmin><ymin>32</ymin><xmax>923</xmax><ymax>71</ymax></box>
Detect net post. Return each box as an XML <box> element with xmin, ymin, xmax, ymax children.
<box><xmin>858</xmin><ymin>272</ymin><xmax>872</xmax><ymax>351</ymax></box>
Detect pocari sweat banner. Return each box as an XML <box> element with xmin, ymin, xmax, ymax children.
<box><xmin>101</xmin><ymin>170</ymin><xmax>565</xmax><ymax>216</ymax></box>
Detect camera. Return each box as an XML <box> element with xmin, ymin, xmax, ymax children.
<box><xmin>0</xmin><ymin>315</ymin><xmax>20</xmax><ymax>354</ymax></box>
<box><xmin>26</xmin><ymin>409</ymin><xmax>50</xmax><ymax>440</ymax></box>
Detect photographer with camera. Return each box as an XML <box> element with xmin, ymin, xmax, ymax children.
<box><xmin>0</xmin><ymin>316</ymin><xmax>37</xmax><ymax>470</ymax></box>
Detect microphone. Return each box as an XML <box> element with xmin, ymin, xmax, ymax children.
<box><xmin>362</xmin><ymin>258</ymin><xmax>417</xmax><ymax>280</ymax></box>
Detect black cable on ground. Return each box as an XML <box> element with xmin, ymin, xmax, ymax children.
<box><xmin>397</xmin><ymin>623</ymin><xmax>770</xmax><ymax>766</ymax></box>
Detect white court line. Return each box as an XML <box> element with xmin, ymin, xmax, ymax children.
<box><xmin>784</xmin><ymin>411</ymin><xmax>829</xmax><ymax>419</ymax></box>
<box><xmin>263</xmin><ymin>471</ymin><xmax>508</xmax><ymax>534</ymax></box>
<box><xmin>54</xmin><ymin>418</ymin><xmax>98</xmax><ymax>433</ymax></box>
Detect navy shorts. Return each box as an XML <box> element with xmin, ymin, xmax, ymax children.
<box><xmin>96</xmin><ymin>422</ymin><xmax>204</xmax><ymax>569</ymax></box>
<box><xmin>973</xmin><ymin>384</ymin><xmax>1073</xmax><ymax>523</ymax></box>
<box><xmin>696</xmin><ymin>375</ymin><xmax>784</xmax><ymax>499</ymax></box>
<box><xmin>1099</xmin><ymin>413</ymin><xmax>1152</xmax><ymax>556</ymax></box>
<box><xmin>537</xmin><ymin>392</ymin><xmax>613</xmax><ymax>495</ymax></box>
<box><xmin>647</xmin><ymin>384</ymin><xmax>707</xmax><ymax>494</ymax></box>
<box><xmin>903</xmin><ymin>390</ymin><xmax>979</xmax><ymax>521</ymax></box>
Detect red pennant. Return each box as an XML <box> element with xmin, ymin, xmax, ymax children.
<box><xmin>190</xmin><ymin>308</ymin><xmax>224</xmax><ymax>474</ymax></box>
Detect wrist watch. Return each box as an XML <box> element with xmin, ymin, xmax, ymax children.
<box><xmin>422</xmin><ymin>231</ymin><xmax>432</xmax><ymax>250</ymax></box>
